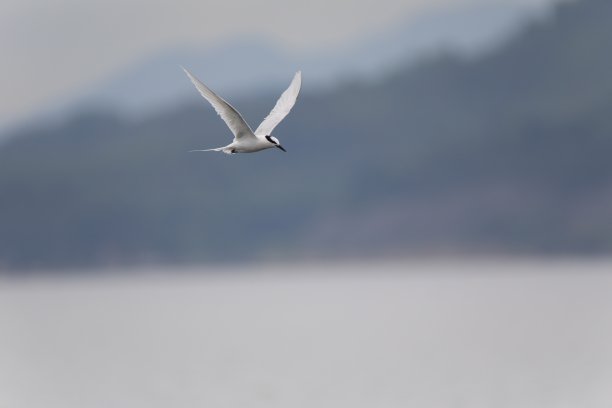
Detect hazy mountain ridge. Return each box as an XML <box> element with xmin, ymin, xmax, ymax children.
<box><xmin>4</xmin><ymin>1</ymin><xmax>545</xmax><ymax>131</ymax></box>
<box><xmin>1</xmin><ymin>0</ymin><xmax>611</xmax><ymax>269</ymax></box>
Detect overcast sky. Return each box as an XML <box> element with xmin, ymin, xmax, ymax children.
<box><xmin>1</xmin><ymin>0</ymin><xmax>561</xmax><ymax>126</ymax></box>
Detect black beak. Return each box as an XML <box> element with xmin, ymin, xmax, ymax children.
<box><xmin>276</xmin><ymin>145</ymin><xmax>287</xmax><ymax>152</ymax></box>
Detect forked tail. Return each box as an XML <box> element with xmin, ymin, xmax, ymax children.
<box><xmin>189</xmin><ymin>147</ymin><xmax>223</xmax><ymax>152</ymax></box>
<box><xmin>189</xmin><ymin>147</ymin><xmax>234</xmax><ymax>154</ymax></box>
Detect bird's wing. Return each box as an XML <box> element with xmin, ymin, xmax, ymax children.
<box><xmin>254</xmin><ymin>71</ymin><xmax>301</xmax><ymax>136</ymax></box>
<box><xmin>182</xmin><ymin>67</ymin><xmax>254</xmax><ymax>140</ymax></box>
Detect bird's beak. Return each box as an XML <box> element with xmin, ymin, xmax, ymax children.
<box><xmin>276</xmin><ymin>145</ymin><xmax>287</xmax><ymax>152</ymax></box>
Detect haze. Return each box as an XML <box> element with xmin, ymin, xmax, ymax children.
<box><xmin>1</xmin><ymin>0</ymin><xmax>562</xmax><ymax>126</ymax></box>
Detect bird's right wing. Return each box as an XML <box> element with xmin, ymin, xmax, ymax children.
<box><xmin>254</xmin><ymin>71</ymin><xmax>301</xmax><ymax>136</ymax></box>
<box><xmin>182</xmin><ymin>67</ymin><xmax>254</xmax><ymax>140</ymax></box>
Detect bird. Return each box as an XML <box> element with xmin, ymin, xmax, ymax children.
<box><xmin>182</xmin><ymin>67</ymin><xmax>301</xmax><ymax>154</ymax></box>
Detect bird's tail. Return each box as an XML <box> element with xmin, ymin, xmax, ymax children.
<box><xmin>190</xmin><ymin>146</ymin><xmax>236</xmax><ymax>155</ymax></box>
<box><xmin>189</xmin><ymin>147</ymin><xmax>223</xmax><ymax>152</ymax></box>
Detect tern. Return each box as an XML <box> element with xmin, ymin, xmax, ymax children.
<box><xmin>182</xmin><ymin>67</ymin><xmax>301</xmax><ymax>154</ymax></box>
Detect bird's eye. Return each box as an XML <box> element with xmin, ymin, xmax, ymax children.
<box><xmin>265</xmin><ymin>135</ymin><xmax>276</xmax><ymax>144</ymax></box>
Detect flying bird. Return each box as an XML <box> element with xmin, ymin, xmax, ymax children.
<box><xmin>182</xmin><ymin>67</ymin><xmax>301</xmax><ymax>154</ymax></box>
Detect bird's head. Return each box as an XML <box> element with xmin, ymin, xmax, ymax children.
<box><xmin>265</xmin><ymin>135</ymin><xmax>286</xmax><ymax>152</ymax></box>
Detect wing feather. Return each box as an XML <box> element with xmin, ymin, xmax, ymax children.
<box><xmin>254</xmin><ymin>71</ymin><xmax>301</xmax><ymax>136</ymax></box>
<box><xmin>182</xmin><ymin>67</ymin><xmax>254</xmax><ymax>140</ymax></box>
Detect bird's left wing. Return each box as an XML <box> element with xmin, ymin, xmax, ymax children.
<box><xmin>254</xmin><ymin>71</ymin><xmax>301</xmax><ymax>136</ymax></box>
<box><xmin>182</xmin><ymin>67</ymin><xmax>254</xmax><ymax>140</ymax></box>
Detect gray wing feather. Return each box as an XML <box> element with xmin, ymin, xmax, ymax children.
<box><xmin>254</xmin><ymin>71</ymin><xmax>301</xmax><ymax>136</ymax></box>
<box><xmin>182</xmin><ymin>67</ymin><xmax>254</xmax><ymax>140</ymax></box>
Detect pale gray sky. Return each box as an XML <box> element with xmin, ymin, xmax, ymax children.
<box><xmin>1</xmin><ymin>0</ymin><xmax>559</xmax><ymax>126</ymax></box>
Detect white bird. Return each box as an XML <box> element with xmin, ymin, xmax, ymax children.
<box><xmin>182</xmin><ymin>67</ymin><xmax>301</xmax><ymax>154</ymax></box>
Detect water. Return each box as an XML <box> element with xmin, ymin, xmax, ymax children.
<box><xmin>1</xmin><ymin>260</ymin><xmax>612</xmax><ymax>407</ymax></box>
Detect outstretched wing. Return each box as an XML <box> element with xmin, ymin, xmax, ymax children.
<box><xmin>254</xmin><ymin>71</ymin><xmax>301</xmax><ymax>136</ymax></box>
<box><xmin>182</xmin><ymin>67</ymin><xmax>254</xmax><ymax>140</ymax></box>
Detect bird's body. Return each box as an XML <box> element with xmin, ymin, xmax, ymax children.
<box><xmin>182</xmin><ymin>67</ymin><xmax>301</xmax><ymax>154</ymax></box>
<box><xmin>198</xmin><ymin>137</ymin><xmax>277</xmax><ymax>154</ymax></box>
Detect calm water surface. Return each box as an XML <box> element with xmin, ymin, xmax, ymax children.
<box><xmin>1</xmin><ymin>260</ymin><xmax>611</xmax><ymax>408</ymax></box>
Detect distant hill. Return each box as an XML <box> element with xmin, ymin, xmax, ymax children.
<box><xmin>4</xmin><ymin>0</ymin><xmax>545</xmax><ymax>132</ymax></box>
<box><xmin>1</xmin><ymin>0</ymin><xmax>611</xmax><ymax>269</ymax></box>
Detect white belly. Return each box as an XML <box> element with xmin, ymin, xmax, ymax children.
<box><xmin>228</xmin><ymin>138</ymin><xmax>272</xmax><ymax>153</ymax></box>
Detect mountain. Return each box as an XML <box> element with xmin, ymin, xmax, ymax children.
<box><xmin>1</xmin><ymin>0</ymin><xmax>611</xmax><ymax>270</ymax></box>
<box><xmin>10</xmin><ymin>1</ymin><xmax>549</xmax><ymax>128</ymax></box>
